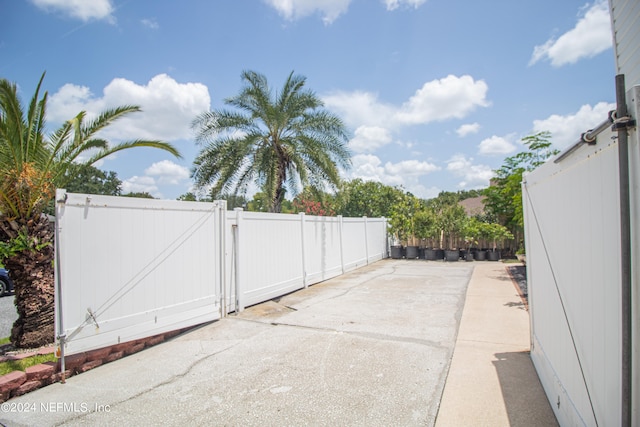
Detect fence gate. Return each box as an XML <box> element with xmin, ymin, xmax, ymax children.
<box><xmin>54</xmin><ymin>191</ymin><xmax>226</xmax><ymax>356</ymax></box>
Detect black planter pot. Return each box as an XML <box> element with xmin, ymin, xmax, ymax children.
<box><xmin>405</xmin><ymin>245</ymin><xmax>419</xmax><ymax>259</ymax></box>
<box><xmin>418</xmin><ymin>247</ymin><xmax>426</xmax><ymax>259</ymax></box>
<box><xmin>425</xmin><ymin>248</ymin><xmax>438</xmax><ymax>260</ymax></box>
<box><xmin>390</xmin><ymin>245</ymin><xmax>403</xmax><ymax>259</ymax></box>
<box><xmin>436</xmin><ymin>249</ymin><xmax>445</xmax><ymax>260</ymax></box>
<box><xmin>465</xmin><ymin>251</ymin><xmax>474</xmax><ymax>262</ymax></box>
<box><xmin>444</xmin><ymin>250</ymin><xmax>460</xmax><ymax>262</ymax></box>
<box><xmin>487</xmin><ymin>250</ymin><xmax>501</xmax><ymax>261</ymax></box>
<box><xmin>475</xmin><ymin>250</ymin><xmax>487</xmax><ymax>261</ymax></box>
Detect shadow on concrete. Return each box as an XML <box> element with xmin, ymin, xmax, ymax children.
<box><xmin>492</xmin><ymin>351</ymin><xmax>559</xmax><ymax>426</ymax></box>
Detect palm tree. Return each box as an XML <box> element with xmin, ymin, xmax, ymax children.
<box><xmin>191</xmin><ymin>70</ymin><xmax>351</xmax><ymax>213</ymax></box>
<box><xmin>0</xmin><ymin>73</ymin><xmax>181</xmax><ymax>348</ymax></box>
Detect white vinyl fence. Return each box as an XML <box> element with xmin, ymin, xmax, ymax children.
<box><xmin>522</xmin><ymin>85</ymin><xmax>639</xmax><ymax>426</ymax></box>
<box><xmin>54</xmin><ymin>191</ymin><xmax>388</xmax><ymax>356</ymax></box>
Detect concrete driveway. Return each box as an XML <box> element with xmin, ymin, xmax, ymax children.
<box><xmin>1</xmin><ymin>260</ymin><xmax>473</xmax><ymax>426</ymax></box>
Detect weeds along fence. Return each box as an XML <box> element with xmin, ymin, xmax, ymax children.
<box><xmin>54</xmin><ymin>191</ymin><xmax>388</xmax><ymax>356</ymax></box>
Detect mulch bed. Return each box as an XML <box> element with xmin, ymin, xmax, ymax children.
<box><xmin>506</xmin><ymin>265</ymin><xmax>528</xmax><ymax>308</ymax></box>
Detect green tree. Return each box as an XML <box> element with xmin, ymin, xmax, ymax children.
<box><xmin>177</xmin><ymin>192</ymin><xmax>198</xmax><ymax>202</ymax></box>
<box><xmin>483</xmin><ymin>131</ymin><xmax>559</xmax><ymax>236</ymax></box>
<box><xmin>122</xmin><ymin>192</ymin><xmax>155</xmax><ymax>199</ymax></box>
<box><xmin>334</xmin><ymin>179</ymin><xmax>405</xmax><ymax>218</ymax></box>
<box><xmin>414</xmin><ymin>206</ymin><xmax>438</xmax><ymax>247</ymax></box>
<box><xmin>191</xmin><ymin>70</ymin><xmax>351</xmax><ymax>213</ymax></box>
<box><xmin>63</xmin><ymin>164</ymin><xmax>122</xmax><ymax>196</ymax></box>
<box><xmin>0</xmin><ymin>73</ymin><xmax>180</xmax><ymax>348</ymax></box>
<box><xmin>388</xmin><ymin>191</ymin><xmax>423</xmax><ymax>245</ymax></box>
<box><xmin>436</xmin><ymin>204</ymin><xmax>467</xmax><ymax>249</ymax></box>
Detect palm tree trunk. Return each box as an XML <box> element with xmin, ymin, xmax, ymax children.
<box><xmin>4</xmin><ymin>215</ymin><xmax>55</xmax><ymax>348</ymax></box>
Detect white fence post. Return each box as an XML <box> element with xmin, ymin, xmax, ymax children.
<box><xmin>338</xmin><ymin>215</ymin><xmax>345</xmax><ymax>274</ymax></box>
<box><xmin>234</xmin><ymin>207</ymin><xmax>244</xmax><ymax>312</ymax></box>
<box><xmin>217</xmin><ymin>200</ymin><xmax>227</xmax><ymax>317</ymax></box>
<box><xmin>363</xmin><ymin>216</ymin><xmax>369</xmax><ymax>264</ymax></box>
<box><xmin>300</xmin><ymin>212</ymin><xmax>308</xmax><ymax>288</ymax></box>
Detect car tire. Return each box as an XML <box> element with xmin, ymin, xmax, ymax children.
<box><xmin>0</xmin><ymin>279</ymin><xmax>6</xmax><ymax>296</ymax></box>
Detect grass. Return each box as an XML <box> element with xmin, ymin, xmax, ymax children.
<box><xmin>0</xmin><ymin>353</ymin><xmax>58</xmax><ymax>376</ymax></box>
<box><xmin>0</xmin><ymin>336</ymin><xmax>58</xmax><ymax>376</ymax></box>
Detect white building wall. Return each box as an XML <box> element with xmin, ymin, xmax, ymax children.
<box><xmin>610</xmin><ymin>0</ymin><xmax>640</xmax><ymax>88</ymax></box>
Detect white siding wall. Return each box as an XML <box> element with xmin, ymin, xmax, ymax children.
<box><xmin>610</xmin><ymin>0</ymin><xmax>640</xmax><ymax>89</ymax></box>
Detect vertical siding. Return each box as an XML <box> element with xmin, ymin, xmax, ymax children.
<box><xmin>523</xmin><ymin>125</ymin><xmax>624</xmax><ymax>426</ymax></box>
<box><xmin>610</xmin><ymin>0</ymin><xmax>640</xmax><ymax>88</ymax></box>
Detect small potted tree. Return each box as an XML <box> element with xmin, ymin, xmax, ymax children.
<box><xmin>388</xmin><ymin>192</ymin><xmax>418</xmax><ymax>259</ymax></box>
<box><xmin>486</xmin><ymin>223</ymin><xmax>513</xmax><ymax>261</ymax></box>
<box><xmin>415</xmin><ymin>206</ymin><xmax>437</xmax><ymax>260</ymax></box>
<box><xmin>438</xmin><ymin>204</ymin><xmax>466</xmax><ymax>262</ymax></box>
<box><xmin>462</xmin><ymin>217</ymin><xmax>481</xmax><ymax>262</ymax></box>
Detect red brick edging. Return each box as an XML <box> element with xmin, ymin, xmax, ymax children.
<box><xmin>0</xmin><ymin>327</ymin><xmax>190</xmax><ymax>402</ymax></box>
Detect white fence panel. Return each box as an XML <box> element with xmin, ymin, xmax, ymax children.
<box><xmin>523</xmin><ymin>126</ymin><xmax>624</xmax><ymax>426</ymax></box>
<box><xmin>55</xmin><ymin>192</ymin><xmax>224</xmax><ymax>355</ymax></box>
<box><xmin>341</xmin><ymin>218</ymin><xmax>368</xmax><ymax>271</ymax></box>
<box><xmin>229</xmin><ymin>212</ymin><xmax>388</xmax><ymax>311</ymax></box>
<box><xmin>232</xmin><ymin>211</ymin><xmax>305</xmax><ymax>308</ymax></box>
<box><xmin>364</xmin><ymin>217</ymin><xmax>388</xmax><ymax>263</ymax></box>
<box><xmin>57</xmin><ymin>196</ymin><xmax>389</xmax><ymax>355</ymax></box>
<box><xmin>302</xmin><ymin>215</ymin><xmax>343</xmax><ymax>285</ymax></box>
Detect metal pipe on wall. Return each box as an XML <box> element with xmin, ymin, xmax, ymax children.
<box><xmin>615</xmin><ymin>73</ymin><xmax>632</xmax><ymax>427</ymax></box>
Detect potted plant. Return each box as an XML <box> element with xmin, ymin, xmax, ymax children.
<box><xmin>388</xmin><ymin>192</ymin><xmax>412</xmax><ymax>259</ymax></box>
<box><xmin>486</xmin><ymin>223</ymin><xmax>514</xmax><ymax>261</ymax></box>
<box><xmin>415</xmin><ymin>207</ymin><xmax>438</xmax><ymax>260</ymax></box>
<box><xmin>462</xmin><ymin>217</ymin><xmax>480</xmax><ymax>262</ymax></box>
<box><xmin>437</xmin><ymin>204</ymin><xmax>466</xmax><ymax>262</ymax></box>
<box><xmin>516</xmin><ymin>245</ymin><xmax>526</xmax><ymax>264</ymax></box>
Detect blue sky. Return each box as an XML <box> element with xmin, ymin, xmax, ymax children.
<box><xmin>1</xmin><ymin>0</ymin><xmax>616</xmax><ymax>200</ymax></box>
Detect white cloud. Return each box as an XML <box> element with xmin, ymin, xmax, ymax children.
<box><xmin>384</xmin><ymin>159</ymin><xmax>439</xmax><ymax>176</ymax></box>
<box><xmin>141</xmin><ymin>18</ymin><xmax>159</xmax><ymax>29</ymax></box>
<box><xmin>349</xmin><ymin>126</ymin><xmax>393</xmax><ymax>153</ymax></box>
<box><xmin>345</xmin><ymin>154</ymin><xmax>440</xmax><ymax>198</ymax></box>
<box><xmin>322</xmin><ymin>91</ymin><xmax>396</xmax><ymax>128</ymax></box>
<box><xmin>456</xmin><ymin>122</ymin><xmax>480</xmax><ymax>137</ymax></box>
<box><xmin>384</xmin><ymin>0</ymin><xmax>427</xmax><ymax>11</ymax></box>
<box><xmin>532</xmin><ymin>101</ymin><xmax>616</xmax><ymax>149</ymax></box>
<box><xmin>145</xmin><ymin>160</ymin><xmax>190</xmax><ymax>185</ymax></box>
<box><xmin>324</xmin><ymin>74</ymin><xmax>490</xmax><ymax>131</ymax></box>
<box><xmin>478</xmin><ymin>135</ymin><xmax>517</xmax><ymax>156</ymax></box>
<box><xmin>394</xmin><ymin>75</ymin><xmax>490</xmax><ymax>124</ymax></box>
<box><xmin>263</xmin><ymin>0</ymin><xmax>351</xmax><ymax>24</ymax></box>
<box><xmin>30</xmin><ymin>0</ymin><xmax>114</xmax><ymax>22</ymax></box>
<box><xmin>446</xmin><ymin>154</ymin><xmax>494</xmax><ymax>188</ymax></box>
<box><xmin>530</xmin><ymin>1</ymin><xmax>612</xmax><ymax>67</ymax></box>
<box><xmin>48</xmin><ymin>74</ymin><xmax>211</xmax><ymax>142</ymax></box>
<box><xmin>121</xmin><ymin>176</ymin><xmax>161</xmax><ymax>198</ymax></box>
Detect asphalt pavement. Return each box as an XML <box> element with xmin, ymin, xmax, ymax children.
<box><xmin>0</xmin><ymin>294</ymin><xmax>17</xmax><ymax>339</ymax></box>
